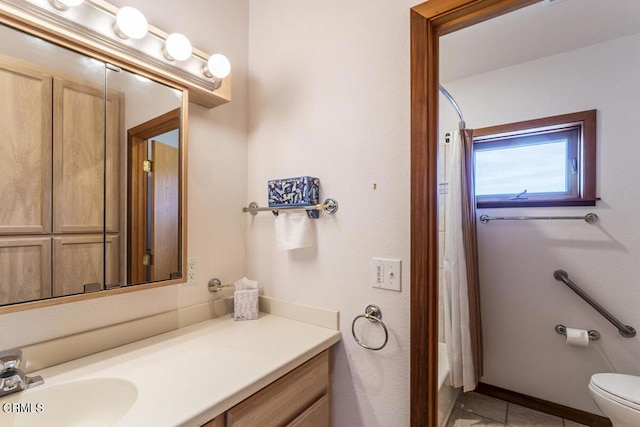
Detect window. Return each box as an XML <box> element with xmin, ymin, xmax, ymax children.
<box><xmin>473</xmin><ymin>110</ymin><xmax>596</xmax><ymax>208</ymax></box>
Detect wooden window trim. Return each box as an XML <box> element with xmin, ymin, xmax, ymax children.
<box><xmin>473</xmin><ymin>110</ymin><xmax>597</xmax><ymax>208</ymax></box>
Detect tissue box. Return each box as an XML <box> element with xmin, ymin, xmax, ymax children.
<box><xmin>234</xmin><ymin>289</ymin><xmax>259</xmax><ymax>320</ymax></box>
<box><xmin>268</xmin><ymin>176</ymin><xmax>320</xmax><ymax>219</ymax></box>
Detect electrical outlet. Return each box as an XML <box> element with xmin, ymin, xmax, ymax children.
<box><xmin>187</xmin><ymin>257</ymin><xmax>198</xmax><ymax>284</ymax></box>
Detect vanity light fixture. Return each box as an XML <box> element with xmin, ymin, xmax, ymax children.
<box><xmin>203</xmin><ymin>53</ymin><xmax>231</xmax><ymax>86</ymax></box>
<box><xmin>48</xmin><ymin>0</ymin><xmax>84</xmax><ymax>10</ymax></box>
<box><xmin>164</xmin><ymin>33</ymin><xmax>192</xmax><ymax>62</ymax></box>
<box><xmin>15</xmin><ymin>0</ymin><xmax>231</xmax><ymax>103</ymax></box>
<box><xmin>113</xmin><ymin>6</ymin><xmax>148</xmax><ymax>40</ymax></box>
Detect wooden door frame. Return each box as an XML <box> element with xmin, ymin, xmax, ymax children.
<box><xmin>127</xmin><ymin>108</ymin><xmax>180</xmax><ymax>284</ymax></box>
<box><xmin>409</xmin><ymin>1</ymin><xmax>541</xmax><ymax>425</ymax></box>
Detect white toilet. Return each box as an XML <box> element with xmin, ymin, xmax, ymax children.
<box><xmin>589</xmin><ymin>373</ymin><xmax>640</xmax><ymax>427</ymax></box>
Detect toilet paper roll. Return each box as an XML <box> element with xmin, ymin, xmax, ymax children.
<box><xmin>565</xmin><ymin>327</ymin><xmax>590</xmax><ymax>347</ymax></box>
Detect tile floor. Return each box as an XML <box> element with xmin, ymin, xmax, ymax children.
<box><xmin>446</xmin><ymin>392</ymin><xmax>590</xmax><ymax>427</ymax></box>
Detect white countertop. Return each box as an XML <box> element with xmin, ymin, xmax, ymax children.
<box><xmin>0</xmin><ymin>313</ymin><xmax>341</xmax><ymax>426</ymax></box>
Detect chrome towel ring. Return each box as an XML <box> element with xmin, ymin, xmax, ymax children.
<box><xmin>352</xmin><ymin>304</ymin><xmax>389</xmax><ymax>351</ymax></box>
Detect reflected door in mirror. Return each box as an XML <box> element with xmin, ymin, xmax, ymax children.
<box><xmin>127</xmin><ymin>109</ymin><xmax>181</xmax><ymax>285</ymax></box>
<box><xmin>150</xmin><ymin>139</ymin><xmax>179</xmax><ymax>282</ymax></box>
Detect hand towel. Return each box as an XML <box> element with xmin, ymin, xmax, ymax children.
<box><xmin>274</xmin><ymin>211</ymin><xmax>314</xmax><ymax>251</ymax></box>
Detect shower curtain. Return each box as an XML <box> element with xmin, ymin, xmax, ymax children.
<box><xmin>443</xmin><ymin>129</ymin><xmax>483</xmax><ymax>392</ymax></box>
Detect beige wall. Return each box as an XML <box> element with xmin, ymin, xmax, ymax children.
<box><xmin>440</xmin><ymin>32</ymin><xmax>640</xmax><ymax>414</ymax></box>
<box><xmin>247</xmin><ymin>1</ymin><xmax>413</xmax><ymax>425</ymax></box>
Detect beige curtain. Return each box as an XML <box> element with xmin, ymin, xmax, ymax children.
<box><xmin>443</xmin><ymin>129</ymin><xmax>483</xmax><ymax>392</ymax></box>
<box><xmin>460</xmin><ymin>128</ymin><xmax>483</xmax><ymax>383</ymax></box>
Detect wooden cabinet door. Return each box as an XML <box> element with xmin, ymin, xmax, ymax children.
<box><xmin>288</xmin><ymin>394</ymin><xmax>330</xmax><ymax>427</ymax></box>
<box><xmin>0</xmin><ymin>61</ymin><xmax>52</xmax><ymax>234</ymax></box>
<box><xmin>0</xmin><ymin>238</ymin><xmax>51</xmax><ymax>305</ymax></box>
<box><xmin>201</xmin><ymin>416</ymin><xmax>225</xmax><ymax>427</ymax></box>
<box><xmin>226</xmin><ymin>351</ymin><xmax>330</xmax><ymax>427</ymax></box>
<box><xmin>53</xmin><ymin>78</ymin><xmax>122</xmax><ymax>234</ymax></box>
<box><xmin>52</xmin><ymin>234</ymin><xmax>119</xmax><ymax>296</ymax></box>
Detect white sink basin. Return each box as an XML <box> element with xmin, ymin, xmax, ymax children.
<box><xmin>0</xmin><ymin>377</ymin><xmax>138</xmax><ymax>426</ymax></box>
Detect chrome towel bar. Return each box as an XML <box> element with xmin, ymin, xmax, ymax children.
<box><xmin>554</xmin><ymin>270</ymin><xmax>636</xmax><ymax>338</ymax></box>
<box><xmin>243</xmin><ymin>198</ymin><xmax>338</xmax><ymax>216</ymax></box>
<box><xmin>480</xmin><ymin>213</ymin><xmax>599</xmax><ymax>224</ymax></box>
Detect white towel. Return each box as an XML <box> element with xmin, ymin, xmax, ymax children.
<box><xmin>274</xmin><ymin>212</ymin><xmax>314</xmax><ymax>251</ymax></box>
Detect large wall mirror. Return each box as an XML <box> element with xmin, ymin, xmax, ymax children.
<box><xmin>0</xmin><ymin>18</ymin><xmax>186</xmax><ymax>309</ymax></box>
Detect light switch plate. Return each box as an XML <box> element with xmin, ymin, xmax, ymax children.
<box><xmin>371</xmin><ymin>258</ymin><xmax>401</xmax><ymax>292</ymax></box>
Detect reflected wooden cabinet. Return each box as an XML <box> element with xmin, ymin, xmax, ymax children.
<box><xmin>52</xmin><ymin>235</ymin><xmax>120</xmax><ymax>297</ymax></box>
<box><xmin>203</xmin><ymin>350</ymin><xmax>331</xmax><ymax>427</ymax></box>
<box><xmin>53</xmin><ymin>78</ymin><xmax>122</xmax><ymax>233</ymax></box>
<box><xmin>0</xmin><ymin>61</ymin><xmax>52</xmax><ymax>235</ymax></box>
<box><xmin>0</xmin><ymin>238</ymin><xmax>51</xmax><ymax>303</ymax></box>
<box><xmin>0</xmin><ymin>59</ymin><xmax>123</xmax><ymax>305</ymax></box>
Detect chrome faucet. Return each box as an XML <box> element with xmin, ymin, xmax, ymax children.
<box><xmin>0</xmin><ymin>349</ymin><xmax>44</xmax><ymax>397</ymax></box>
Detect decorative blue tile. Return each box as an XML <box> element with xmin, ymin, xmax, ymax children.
<box><xmin>268</xmin><ymin>176</ymin><xmax>320</xmax><ymax>218</ymax></box>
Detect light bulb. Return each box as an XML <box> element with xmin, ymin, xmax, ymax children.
<box><xmin>203</xmin><ymin>54</ymin><xmax>231</xmax><ymax>79</ymax></box>
<box><xmin>164</xmin><ymin>33</ymin><xmax>192</xmax><ymax>61</ymax></box>
<box><xmin>48</xmin><ymin>0</ymin><xmax>84</xmax><ymax>10</ymax></box>
<box><xmin>114</xmin><ymin>6</ymin><xmax>148</xmax><ymax>40</ymax></box>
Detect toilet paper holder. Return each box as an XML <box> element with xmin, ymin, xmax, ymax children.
<box><xmin>555</xmin><ymin>324</ymin><xmax>600</xmax><ymax>341</ymax></box>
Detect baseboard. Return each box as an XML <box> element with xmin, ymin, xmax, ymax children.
<box><xmin>475</xmin><ymin>382</ymin><xmax>612</xmax><ymax>427</ymax></box>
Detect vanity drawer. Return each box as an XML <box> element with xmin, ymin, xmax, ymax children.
<box><xmin>226</xmin><ymin>350</ymin><xmax>330</xmax><ymax>427</ymax></box>
<box><xmin>288</xmin><ymin>394</ymin><xmax>330</xmax><ymax>426</ymax></box>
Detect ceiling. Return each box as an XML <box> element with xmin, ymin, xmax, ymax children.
<box><xmin>439</xmin><ymin>0</ymin><xmax>640</xmax><ymax>83</ymax></box>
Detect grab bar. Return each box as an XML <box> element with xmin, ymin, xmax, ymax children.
<box><xmin>480</xmin><ymin>213</ymin><xmax>599</xmax><ymax>224</ymax></box>
<box><xmin>553</xmin><ymin>270</ymin><xmax>636</xmax><ymax>338</ymax></box>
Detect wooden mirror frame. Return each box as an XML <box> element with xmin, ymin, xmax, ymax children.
<box><xmin>0</xmin><ymin>4</ymin><xmax>199</xmax><ymax>314</ymax></box>
<box><xmin>410</xmin><ymin>1</ymin><xmax>541</xmax><ymax>425</ymax></box>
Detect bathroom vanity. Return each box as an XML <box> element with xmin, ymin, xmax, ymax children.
<box><xmin>205</xmin><ymin>350</ymin><xmax>331</xmax><ymax>426</ymax></box>
<box><xmin>0</xmin><ymin>304</ymin><xmax>341</xmax><ymax>426</ymax></box>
